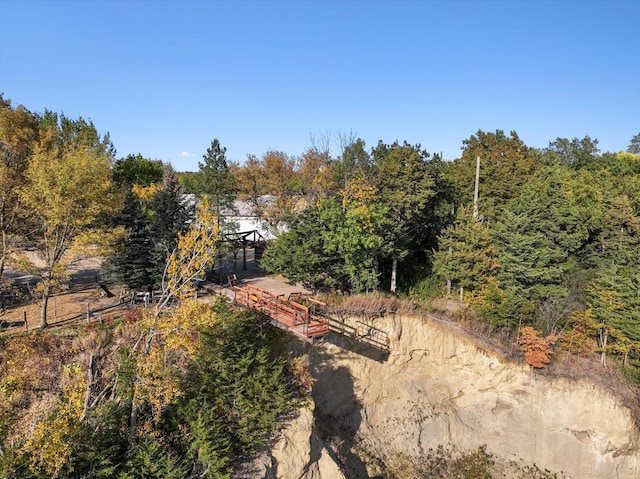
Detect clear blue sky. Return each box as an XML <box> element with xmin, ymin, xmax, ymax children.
<box><xmin>1</xmin><ymin>0</ymin><xmax>638</xmax><ymax>171</ymax></box>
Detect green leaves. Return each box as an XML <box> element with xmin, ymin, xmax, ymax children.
<box><xmin>262</xmin><ymin>178</ymin><xmax>388</xmax><ymax>293</ymax></box>
<box><xmin>452</xmin><ymin>129</ymin><xmax>537</xmax><ymax>222</ymax></box>
<box><xmin>0</xmin><ymin>300</ymin><xmax>294</xmax><ymax>478</ymax></box>
<box><xmin>433</xmin><ymin>206</ymin><xmax>498</xmax><ymax>293</ymax></box>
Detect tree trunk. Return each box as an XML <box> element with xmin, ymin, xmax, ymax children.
<box><xmin>129</xmin><ymin>394</ymin><xmax>138</xmax><ymax>446</ymax></box>
<box><xmin>40</xmin><ymin>284</ymin><xmax>50</xmax><ymax>329</ymax></box>
<box><xmin>0</xmin><ymin>230</ymin><xmax>6</xmax><ymax>280</ymax></box>
<box><xmin>81</xmin><ymin>355</ymin><xmax>95</xmax><ymax>421</ymax></box>
<box><xmin>390</xmin><ymin>257</ymin><xmax>397</xmax><ymax>293</ymax></box>
<box><xmin>600</xmin><ymin>329</ymin><xmax>608</xmax><ymax>366</ymax></box>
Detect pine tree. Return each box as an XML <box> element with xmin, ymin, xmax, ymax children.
<box><xmin>103</xmin><ymin>190</ymin><xmax>155</xmax><ymax>289</ymax></box>
<box><xmin>452</xmin><ymin>129</ymin><xmax>537</xmax><ymax>222</ymax></box>
<box><xmin>148</xmin><ymin>168</ymin><xmax>193</xmax><ymax>287</ymax></box>
<box><xmin>433</xmin><ymin>206</ymin><xmax>498</xmax><ymax>295</ymax></box>
<box><xmin>492</xmin><ymin>165</ymin><xmax>600</xmax><ymax>332</ymax></box>
<box><xmin>196</xmin><ymin>139</ymin><xmax>236</xmax><ymax>219</ymax></box>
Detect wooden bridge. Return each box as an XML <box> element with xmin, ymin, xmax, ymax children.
<box><xmin>233</xmin><ymin>285</ymin><xmax>329</xmax><ymax>340</ymax></box>
<box><xmin>232</xmin><ymin>284</ymin><xmax>391</xmax><ymax>356</ymax></box>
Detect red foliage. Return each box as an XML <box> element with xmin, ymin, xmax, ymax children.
<box><xmin>124</xmin><ymin>308</ymin><xmax>144</xmax><ymax>323</ymax></box>
<box><xmin>518</xmin><ymin>326</ymin><xmax>558</xmax><ymax>368</ymax></box>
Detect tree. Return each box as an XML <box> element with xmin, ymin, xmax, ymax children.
<box><xmin>20</xmin><ymin>364</ymin><xmax>87</xmax><ymax>477</ymax></box>
<box><xmin>470</xmin><ymin>278</ymin><xmax>536</xmax><ymax>333</ymax></box>
<box><xmin>252</xmin><ymin>150</ymin><xmax>302</xmax><ymax>236</ymax></box>
<box><xmin>433</xmin><ymin>206</ymin><xmax>498</xmax><ymax>297</ymax></box>
<box><xmin>452</xmin><ymin>130</ymin><xmax>537</xmax><ymax>222</ymax></box>
<box><xmin>372</xmin><ymin>141</ymin><xmax>435</xmax><ymax>291</ymax></box>
<box><xmin>106</xmin><ymin>166</ymin><xmax>194</xmax><ymax>291</ymax></box>
<box><xmin>582</xmin><ymin>195</ymin><xmax>640</xmax><ymax>365</ymax></box>
<box><xmin>113</xmin><ymin>153</ymin><xmax>164</xmax><ymax>187</ymax></box>
<box><xmin>196</xmin><ymin>139</ymin><xmax>236</xmax><ymax>220</ymax></box>
<box><xmin>148</xmin><ymin>167</ymin><xmax>194</xmax><ymax>288</ymax></box>
<box><xmin>17</xmin><ymin>120</ymin><xmax>120</xmax><ymax>328</ymax></box>
<box><xmin>0</xmin><ymin>96</ymin><xmax>39</xmax><ymax>280</ymax></box>
<box><xmin>322</xmin><ymin>176</ymin><xmax>388</xmax><ymax>292</ymax></box>
<box><xmin>547</xmin><ymin>135</ymin><xmax>600</xmax><ymax>168</ymax></box>
<box><xmin>334</xmin><ymin>137</ymin><xmax>372</xmax><ymax>190</ymax></box>
<box><xmin>561</xmin><ymin>308</ymin><xmax>598</xmax><ymax>357</ymax></box>
<box><xmin>159</xmin><ymin>195</ymin><xmax>221</xmax><ymax>310</ymax></box>
<box><xmin>103</xmin><ymin>189</ymin><xmax>155</xmax><ymax>289</ymax></box>
<box><xmin>260</xmin><ymin>206</ymin><xmax>340</xmax><ymax>291</ymax></box>
<box><xmin>262</xmin><ymin>176</ymin><xmax>388</xmax><ymax>293</ymax></box>
<box><xmin>518</xmin><ymin>326</ymin><xmax>558</xmax><ymax>368</ymax></box>
<box><xmin>492</xmin><ymin>165</ymin><xmax>601</xmax><ymax>334</ymax></box>
<box><xmin>628</xmin><ymin>132</ymin><xmax>640</xmax><ymax>155</ymax></box>
<box><xmin>298</xmin><ymin>146</ymin><xmax>334</xmax><ymax>205</ymax></box>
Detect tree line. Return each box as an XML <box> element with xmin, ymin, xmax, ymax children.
<box><xmin>2</xmin><ymin>94</ymin><xmax>640</xmax><ymax>371</ymax></box>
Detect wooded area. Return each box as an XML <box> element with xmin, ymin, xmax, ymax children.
<box><xmin>1</xmin><ymin>94</ymin><xmax>640</xmax><ymax>476</ymax></box>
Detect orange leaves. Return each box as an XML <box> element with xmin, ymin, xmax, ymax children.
<box><xmin>518</xmin><ymin>326</ymin><xmax>558</xmax><ymax>369</ymax></box>
<box><xmin>561</xmin><ymin>308</ymin><xmax>598</xmax><ymax>356</ymax></box>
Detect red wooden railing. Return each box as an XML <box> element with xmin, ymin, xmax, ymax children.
<box><xmin>233</xmin><ymin>285</ymin><xmax>329</xmax><ymax>340</ymax></box>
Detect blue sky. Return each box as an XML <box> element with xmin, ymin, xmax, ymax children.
<box><xmin>1</xmin><ymin>0</ymin><xmax>638</xmax><ymax>171</ymax></box>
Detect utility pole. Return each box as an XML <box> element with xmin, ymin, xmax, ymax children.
<box><xmin>473</xmin><ymin>155</ymin><xmax>480</xmax><ymax>220</ymax></box>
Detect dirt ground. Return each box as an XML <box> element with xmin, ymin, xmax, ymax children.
<box><xmin>1</xmin><ymin>248</ymin><xmax>307</xmax><ymax>334</ymax></box>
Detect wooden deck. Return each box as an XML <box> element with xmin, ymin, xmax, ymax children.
<box><xmin>233</xmin><ymin>285</ymin><xmax>329</xmax><ymax>341</ymax></box>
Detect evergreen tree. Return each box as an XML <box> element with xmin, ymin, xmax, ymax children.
<box><xmin>260</xmin><ymin>206</ymin><xmax>343</xmax><ymax>291</ymax></box>
<box><xmin>628</xmin><ymin>132</ymin><xmax>640</xmax><ymax>155</ymax></box>
<box><xmin>103</xmin><ymin>190</ymin><xmax>155</xmax><ymax>289</ymax></box>
<box><xmin>148</xmin><ymin>167</ymin><xmax>193</xmax><ymax>287</ymax></box>
<box><xmin>196</xmin><ymin>139</ymin><xmax>236</xmax><ymax>219</ymax></box>
<box><xmin>583</xmin><ymin>195</ymin><xmax>640</xmax><ymax>364</ymax></box>
<box><xmin>492</xmin><ymin>165</ymin><xmax>601</xmax><ymax>333</ymax></box>
<box><xmin>452</xmin><ymin>130</ymin><xmax>537</xmax><ymax>222</ymax></box>
<box><xmin>433</xmin><ymin>206</ymin><xmax>498</xmax><ymax>295</ymax></box>
<box><xmin>547</xmin><ymin>135</ymin><xmax>600</xmax><ymax>168</ymax></box>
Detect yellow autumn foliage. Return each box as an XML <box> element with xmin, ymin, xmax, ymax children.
<box><xmin>21</xmin><ymin>364</ymin><xmax>86</xmax><ymax>477</ymax></box>
<box><xmin>136</xmin><ymin>300</ymin><xmax>219</xmax><ymax>422</ymax></box>
<box><xmin>164</xmin><ymin>195</ymin><xmax>220</xmax><ymax>302</ymax></box>
<box><xmin>131</xmin><ymin>183</ymin><xmax>158</xmax><ymax>203</ymax></box>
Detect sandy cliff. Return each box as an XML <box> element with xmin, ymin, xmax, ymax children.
<box><xmin>262</xmin><ymin>314</ymin><xmax>640</xmax><ymax>478</ymax></box>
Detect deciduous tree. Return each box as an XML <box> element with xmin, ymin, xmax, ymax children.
<box><xmin>0</xmin><ymin>96</ymin><xmax>39</xmax><ymax>280</ymax></box>
<box><xmin>113</xmin><ymin>153</ymin><xmax>164</xmax><ymax>187</ymax></box>
<box><xmin>18</xmin><ymin>119</ymin><xmax>120</xmax><ymax>328</ymax></box>
<box><xmin>372</xmin><ymin>140</ymin><xmax>435</xmax><ymax>292</ymax></box>
<box><xmin>518</xmin><ymin>326</ymin><xmax>558</xmax><ymax>368</ymax></box>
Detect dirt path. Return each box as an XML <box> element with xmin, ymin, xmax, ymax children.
<box><xmin>1</xmin><ymin>248</ymin><xmax>307</xmax><ymax>333</ymax></box>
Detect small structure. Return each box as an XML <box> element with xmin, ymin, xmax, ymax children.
<box><xmin>233</xmin><ymin>284</ymin><xmax>329</xmax><ymax>341</ymax></box>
